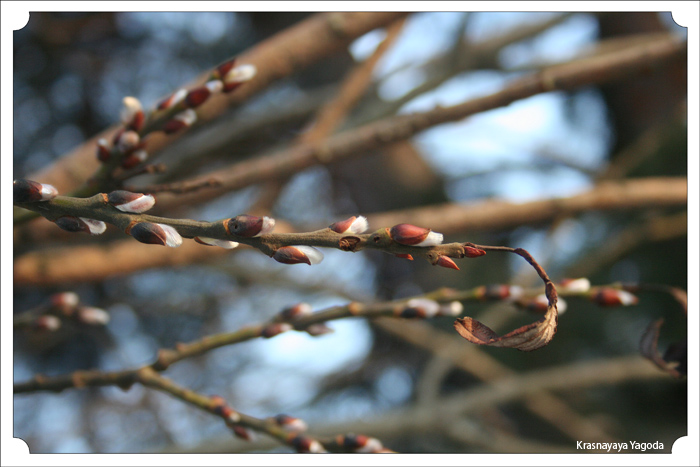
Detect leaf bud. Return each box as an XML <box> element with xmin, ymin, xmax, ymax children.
<box><xmin>435</xmin><ymin>256</ymin><xmax>459</xmax><ymax>270</ymax></box>
<box><xmin>463</xmin><ymin>245</ymin><xmax>486</xmax><ymax>258</ymax></box>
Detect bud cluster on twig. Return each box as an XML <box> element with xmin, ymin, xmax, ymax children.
<box><xmin>14</xmin><ymin>291</ymin><xmax>110</xmax><ymax>332</ymax></box>
<box><xmin>93</xmin><ymin>57</ymin><xmax>256</xmax><ymax>177</ymax></box>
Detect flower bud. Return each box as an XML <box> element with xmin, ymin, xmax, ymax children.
<box><xmin>305</xmin><ymin>323</ymin><xmax>334</xmax><ymax>336</ymax></box>
<box><xmin>477</xmin><ymin>284</ymin><xmax>523</xmax><ymax>301</ymax></box>
<box><xmin>54</xmin><ymin>216</ymin><xmax>106</xmax><ymax>235</ymax></box>
<box><xmin>338</xmin><ymin>434</ymin><xmax>384</xmax><ymax>453</ymax></box>
<box><xmin>436</xmin><ymin>256</ymin><xmax>459</xmax><ymax>270</ymax></box>
<box><xmin>185</xmin><ymin>86</ymin><xmax>211</xmax><ymax>108</ymax></box>
<box><xmin>212</xmin><ymin>58</ymin><xmax>236</xmax><ymax>80</ymax></box>
<box><xmin>289</xmin><ymin>434</ymin><xmax>326</xmax><ymax>453</ymax></box>
<box><xmin>96</xmin><ymin>139</ymin><xmax>111</xmax><ymax>162</ymax></box>
<box><xmin>163</xmin><ymin>109</ymin><xmax>197</xmax><ymax>134</ymax></box>
<box><xmin>592</xmin><ymin>288</ymin><xmax>639</xmax><ymax>307</ymax></box>
<box><xmin>121</xmin><ymin>149</ymin><xmax>148</xmax><ymax>169</ymax></box>
<box><xmin>33</xmin><ymin>315</ymin><xmax>61</xmax><ymax>332</ymax></box>
<box><xmin>13</xmin><ymin>179</ymin><xmax>58</xmax><ymax>203</ymax></box>
<box><xmin>273</xmin><ymin>245</ymin><xmax>324</xmax><ymax>265</ymax></box>
<box><xmin>558</xmin><ymin>278</ymin><xmax>591</xmax><ymax>294</ymax></box>
<box><xmin>398</xmin><ymin>298</ymin><xmax>440</xmax><ymax>319</ymax></box>
<box><xmin>231</xmin><ymin>425</ymin><xmax>254</xmax><ymax>441</ymax></box>
<box><xmin>108</xmin><ymin>190</ymin><xmax>156</xmax><ymax>213</ymax></box>
<box><xmin>120</xmin><ymin>96</ymin><xmax>145</xmax><ymax>131</ymax></box>
<box><xmin>276</xmin><ymin>303</ymin><xmax>312</xmax><ymax>321</ymax></box>
<box><xmin>157</xmin><ymin>88</ymin><xmax>187</xmax><ymax>110</ymax></box>
<box><xmin>194</xmin><ymin>237</ymin><xmax>239</xmax><ymax>249</ymax></box>
<box><xmin>273</xmin><ymin>414</ymin><xmax>308</xmax><ymax>432</ymax></box>
<box><xmin>210</xmin><ymin>395</ymin><xmax>241</xmax><ymax>423</ymax></box>
<box><xmin>226</xmin><ymin>215</ymin><xmax>275</xmax><ymax>237</ymax></box>
<box><xmin>116</xmin><ymin>130</ymin><xmax>141</xmax><ymax>153</ymax></box>
<box><xmin>261</xmin><ymin>322</ymin><xmax>293</xmax><ymax>338</ymax></box>
<box><xmin>329</xmin><ymin>215</ymin><xmax>368</xmax><ymax>234</ymax></box>
<box><xmin>223</xmin><ymin>64</ymin><xmax>256</xmax><ymax>92</ymax></box>
<box><xmin>389</xmin><ymin>223</ymin><xmax>443</xmax><ymax>247</ymax></box>
<box><xmin>128</xmin><ymin>222</ymin><xmax>182</xmax><ymax>247</ymax></box>
<box><xmin>463</xmin><ymin>245</ymin><xmax>486</xmax><ymax>258</ymax></box>
<box><xmin>49</xmin><ymin>292</ymin><xmax>80</xmax><ymax>312</ymax></box>
<box><xmin>438</xmin><ymin>301</ymin><xmax>464</xmax><ymax>316</ymax></box>
<box><xmin>76</xmin><ymin>306</ymin><xmax>110</xmax><ymax>325</ymax></box>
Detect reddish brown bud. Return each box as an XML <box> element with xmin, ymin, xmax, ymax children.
<box><xmin>389</xmin><ymin>223</ymin><xmax>443</xmax><ymax>246</ymax></box>
<box><xmin>273</xmin><ymin>246</ymin><xmax>324</xmax><ymax>265</ymax></box>
<box><xmin>49</xmin><ymin>292</ymin><xmax>80</xmax><ymax>312</ymax></box>
<box><xmin>54</xmin><ymin>216</ymin><xmax>106</xmax><ymax>235</ymax></box>
<box><xmin>33</xmin><ymin>315</ymin><xmax>61</xmax><ymax>332</ymax></box>
<box><xmin>592</xmin><ymin>288</ymin><xmax>639</xmax><ymax>307</ymax></box>
<box><xmin>76</xmin><ymin>307</ymin><xmax>110</xmax><ymax>325</ymax></box>
<box><xmin>261</xmin><ymin>322</ymin><xmax>293</xmax><ymax>338</ymax></box>
<box><xmin>339</xmin><ymin>434</ymin><xmax>383</xmax><ymax>453</ymax></box>
<box><xmin>478</xmin><ymin>284</ymin><xmax>523</xmax><ymax>301</ymax></box>
<box><xmin>232</xmin><ymin>425</ymin><xmax>253</xmax><ymax>441</ymax></box>
<box><xmin>463</xmin><ymin>245</ymin><xmax>486</xmax><ymax>258</ymax></box>
<box><xmin>305</xmin><ymin>323</ymin><xmax>334</xmax><ymax>336</ymax></box>
<box><xmin>157</xmin><ymin>88</ymin><xmax>187</xmax><ymax>110</ymax></box>
<box><xmin>277</xmin><ymin>303</ymin><xmax>312</xmax><ymax>321</ymax></box>
<box><xmin>185</xmin><ymin>87</ymin><xmax>211</xmax><ymax>108</ymax></box>
<box><xmin>329</xmin><ymin>216</ymin><xmax>368</xmax><ymax>234</ymax></box>
<box><xmin>163</xmin><ymin>109</ymin><xmax>197</xmax><ymax>134</ymax></box>
<box><xmin>13</xmin><ymin>179</ymin><xmax>58</xmax><ymax>203</ymax></box>
<box><xmin>226</xmin><ymin>215</ymin><xmax>275</xmax><ymax>237</ymax></box>
<box><xmin>436</xmin><ymin>256</ymin><xmax>460</xmax><ymax>270</ymax></box>
<box><xmin>397</xmin><ymin>298</ymin><xmax>440</xmax><ymax>319</ymax></box>
<box><xmin>128</xmin><ymin>222</ymin><xmax>182</xmax><ymax>247</ymax></box>
<box><xmin>273</xmin><ymin>414</ymin><xmax>308</xmax><ymax>432</ymax></box>
<box><xmin>108</xmin><ymin>190</ymin><xmax>155</xmax><ymax>213</ymax></box>
<box><xmin>120</xmin><ymin>97</ymin><xmax>144</xmax><ymax>131</ymax></box>
<box><xmin>96</xmin><ymin>139</ymin><xmax>111</xmax><ymax>162</ymax></box>
<box><xmin>213</xmin><ymin>58</ymin><xmax>236</xmax><ymax>80</ymax></box>
<box><xmin>121</xmin><ymin>149</ymin><xmax>148</xmax><ymax>169</ymax></box>
<box><xmin>289</xmin><ymin>434</ymin><xmax>325</xmax><ymax>453</ymax></box>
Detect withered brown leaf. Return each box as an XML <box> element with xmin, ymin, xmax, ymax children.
<box><xmin>639</xmin><ymin>318</ymin><xmax>685</xmax><ymax>379</ymax></box>
<box><xmin>454</xmin><ymin>302</ymin><xmax>558</xmax><ymax>351</ymax></box>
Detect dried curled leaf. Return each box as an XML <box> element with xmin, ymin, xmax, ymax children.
<box><xmin>454</xmin><ymin>302</ymin><xmax>558</xmax><ymax>351</ymax></box>
<box><xmin>639</xmin><ymin>319</ymin><xmax>685</xmax><ymax>379</ymax></box>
